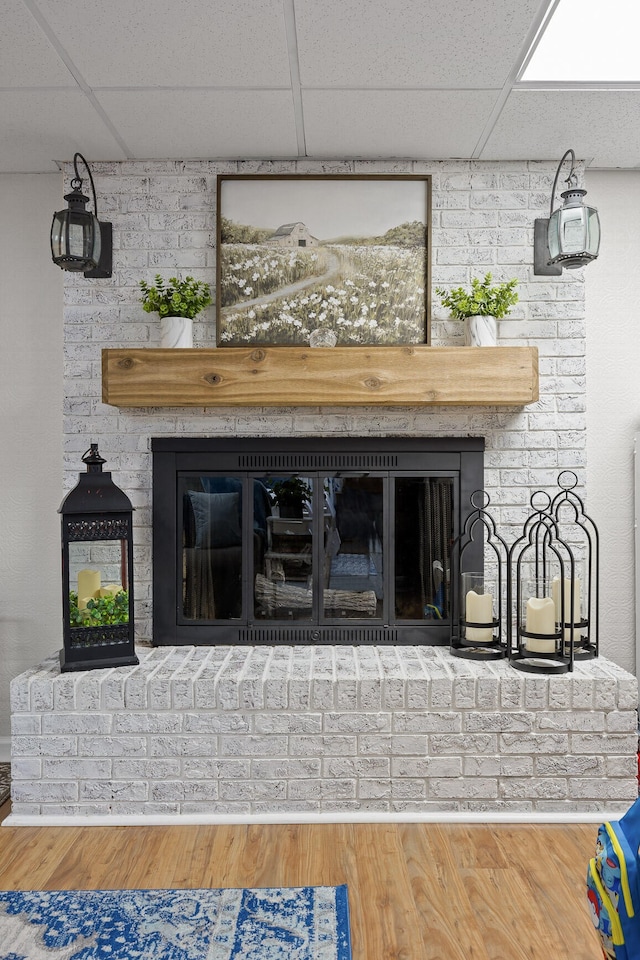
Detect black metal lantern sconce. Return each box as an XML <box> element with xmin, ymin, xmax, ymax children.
<box><xmin>451</xmin><ymin>491</ymin><xmax>508</xmax><ymax>661</ymax></box>
<box><xmin>51</xmin><ymin>153</ymin><xmax>112</xmax><ymax>278</ymax></box>
<box><xmin>508</xmin><ymin>491</ymin><xmax>578</xmax><ymax>675</ymax></box>
<box><xmin>59</xmin><ymin>444</ymin><xmax>138</xmax><ymax>672</ymax></box>
<box><xmin>550</xmin><ymin>470</ymin><xmax>599</xmax><ymax>661</ymax></box>
<box><xmin>534</xmin><ymin>148</ymin><xmax>600</xmax><ymax>276</ymax></box>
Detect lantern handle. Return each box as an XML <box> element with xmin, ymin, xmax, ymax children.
<box><xmin>72</xmin><ymin>153</ymin><xmax>99</xmax><ymax>220</ymax></box>
<box><xmin>549</xmin><ymin>148</ymin><xmax>577</xmax><ymax>218</ymax></box>
<box><xmin>470</xmin><ymin>489</ymin><xmax>491</xmax><ymax>510</ymax></box>
<box><xmin>81</xmin><ymin>443</ymin><xmax>106</xmax><ymax>472</ymax></box>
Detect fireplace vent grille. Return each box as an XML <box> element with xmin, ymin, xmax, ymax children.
<box><xmin>238</xmin><ymin>454</ymin><xmax>398</xmax><ymax>470</ymax></box>
<box><xmin>239</xmin><ymin>627</ymin><xmax>399</xmax><ymax>645</ymax></box>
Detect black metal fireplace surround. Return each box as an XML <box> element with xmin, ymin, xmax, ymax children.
<box><xmin>152</xmin><ymin>437</ymin><xmax>484</xmax><ymax>646</ymax></box>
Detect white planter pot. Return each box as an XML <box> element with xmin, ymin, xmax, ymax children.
<box><xmin>160</xmin><ymin>316</ymin><xmax>193</xmax><ymax>348</ymax></box>
<box><xmin>464</xmin><ymin>314</ymin><xmax>497</xmax><ymax>347</ymax></box>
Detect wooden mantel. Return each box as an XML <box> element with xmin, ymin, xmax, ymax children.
<box><xmin>101</xmin><ymin>345</ymin><xmax>538</xmax><ymax>407</ymax></box>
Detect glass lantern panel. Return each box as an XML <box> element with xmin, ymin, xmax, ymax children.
<box><xmin>50</xmin><ymin>212</ymin><xmax>66</xmax><ymax>259</ymax></box>
<box><xmin>395</xmin><ymin>477</ymin><xmax>453</xmax><ymax>621</ymax></box>
<box><xmin>587</xmin><ymin>206</ymin><xmax>601</xmax><ymax>255</ymax></box>
<box><xmin>560</xmin><ymin>206</ymin><xmax>587</xmax><ymax>253</ymax></box>
<box><xmin>68</xmin><ymin>539</ymin><xmax>129</xmax><ymax>628</ymax></box>
<box><xmin>52</xmin><ymin>210</ymin><xmax>100</xmax><ymax>266</ymax></box>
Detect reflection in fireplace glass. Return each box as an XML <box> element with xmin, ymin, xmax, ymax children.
<box><xmin>395</xmin><ymin>477</ymin><xmax>453</xmax><ymax>621</ymax></box>
<box><xmin>180</xmin><ymin>472</ymin><xmax>453</xmax><ymax>626</ymax></box>
<box><xmin>254</xmin><ymin>475</ymin><xmax>385</xmax><ymax>621</ymax></box>
<box><xmin>324</xmin><ymin>476</ymin><xmax>382</xmax><ymax>619</ymax></box>
<box><xmin>182</xmin><ymin>475</ymin><xmax>249</xmax><ymax>620</ymax></box>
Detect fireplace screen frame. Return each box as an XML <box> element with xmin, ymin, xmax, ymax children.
<box><xmin>152</xmin><ymin>436</ymin><xmax>484</xmax><ymax>646</ymax></box>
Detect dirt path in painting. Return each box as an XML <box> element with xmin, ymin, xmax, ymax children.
<box><xmin>220</xmin><ymin>250</ymin><xmax>342</xmax><ymax>314</ymax></box>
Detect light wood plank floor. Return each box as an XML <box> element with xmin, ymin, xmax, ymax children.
<box><xmin>0</xmin><ymin>800</ymin><xmax>601</xmax><ymax>959</ymax></box>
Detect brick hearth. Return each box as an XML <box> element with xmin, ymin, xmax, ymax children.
<box><xmin>8</xmin><ymin>646</ymin><xmax>638</xmax><ymax>822</ymax></box>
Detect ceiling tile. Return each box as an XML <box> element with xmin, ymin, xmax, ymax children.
<box><xmin>0</xmin><ymin>90</ymin><xmax>127</xmax><ymax>173</ymax></box>
<box><xmin>481</xmin><ymin>90</ymin><xmax>640</xmax><ymax>167</ymax></box>
<box><xmin>303</xmin><ymin>89</ymin><xmax>498</xmax><ymax>159</ymax></box>
<box><xmin>35</xmin><ymin>0</ymin><xmax>291</xmax><ymax>87</ymax></box>
<box><xmin>96</xmin><ymin>90</ymin><xmax>299</xmax><ymax>158</ymax></box>
<box><xmin>0</xmin><ymin>0</ymin><xmax>73</xmax><ymax>86</ymax></box>
<box><xmin>295</xmin><ymin>0</ymin><xmax>541</xmax><ymax>88</ymax></box>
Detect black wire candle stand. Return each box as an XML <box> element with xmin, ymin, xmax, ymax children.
<box><xmin>451</xmin><ymin>490</ymin><xmax>508</xmax><ymax>661</ymax></box>
<box><xmin>549</xmin><ymin>470</ymin><xmax>599</xmax><ymax>660</ymax></box>
<box><xmin>508</xmin><ymin>491</ymin><xmax>577</xmax><ymax>675</ymax></box>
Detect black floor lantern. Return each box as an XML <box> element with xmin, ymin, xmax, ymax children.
<box><xmin>59</xmin><ymin>444</ymin><xmax>138</xmax><ymax>672</ymax></box>
<box><xmin>451</xmin><ymin>490</ymin><xmax>508</xmax><ymax>660</ymax></box>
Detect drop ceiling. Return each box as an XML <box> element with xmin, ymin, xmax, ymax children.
<box><xmin>2</xmin><ymin>0</ymin><xmax>638</xmax><ymax>174</ymax></box>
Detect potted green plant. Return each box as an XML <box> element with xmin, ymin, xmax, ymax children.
<box><xmin>435</xmin><ymin>272</ymin><xmax>518</xmax><ymax>346</ymax></box>
<box><xmin>268</xmin><ymin>477</ymin><xmax>312</xmax><ymax>518</ymax></box>
<box><xmin>139</xmin><ymin>274</ymin><xmax>212</xmax><ymax>348</ymax></box>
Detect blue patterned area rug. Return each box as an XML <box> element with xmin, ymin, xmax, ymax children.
<box><xmin>0</xmin><ymin>885</ymin><xmax>351</xmax><ymax>960</ymax></box>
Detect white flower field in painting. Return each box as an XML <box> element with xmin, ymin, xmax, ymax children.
<box><xmin>218</xmin><ymin>243</ymin><xmax>426</xmax><ymax>345</ymax></box>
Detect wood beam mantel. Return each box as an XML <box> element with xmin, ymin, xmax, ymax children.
<box><xmin>101</xmin><ymin>345</ymin><xmax>538</xmax><ymax>408</ymax></box>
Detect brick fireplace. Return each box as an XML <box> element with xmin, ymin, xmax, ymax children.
<box><xmin>9</xmin><ymin>156</ymin><xmax>637</xmax><ymax>825</ymax></box>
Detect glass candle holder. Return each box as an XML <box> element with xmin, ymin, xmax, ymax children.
<box><xmin>462</xmin><ymin>571</ymin><xmax>496</xmax><ymax>644</ymax></box>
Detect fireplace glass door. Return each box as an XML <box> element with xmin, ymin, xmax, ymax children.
<box><xmin>178</xmin><ymin>470</ymin><xmax>456</xmax><ymax>635</ymax></box>
<box><xmin>154</xmin><ymin>437</ymin><xmax>483</xmax><ymax>645</ymax></box>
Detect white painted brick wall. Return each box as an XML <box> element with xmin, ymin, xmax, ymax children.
<box><xmin>59</xmin><ymin>158</ymin><xmax>587</xmax><ymax>642</ymax></box>
<box><xmin>9</xmin><ymin>647</ymin><xmax>637</xmax><ymax>819</ymax></box>
<box><xmin>45</xmin><ymin>157</ymin><xmax>611</xmax><ymax>822</ymax></box>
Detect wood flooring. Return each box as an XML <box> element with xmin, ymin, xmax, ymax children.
<box><xmin>0</xmin><ymin>799</ymin><xmax>602</xmax><ymax>959</ymax></box>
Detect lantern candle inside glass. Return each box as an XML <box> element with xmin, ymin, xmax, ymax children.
<box><xmin>551</xmin><ymin>567</ymin><xmax>583</xmax><ymax>648</ymax></box>
<box><xmin>521</xmin><ymin>579</ymin><xmax>560</xmax><ymax>654</ymax></box>
<box><xmin>462</xmin><ymin>572</ymin><xmax>496</xmax><ymax>644</ymax></box>
<box><xmin>68</xmin><ymin>537</ymin><xmax>129</xmax><ymax>629</ymax></box>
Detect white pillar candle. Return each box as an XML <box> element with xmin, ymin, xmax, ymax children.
<box><xmin>525</xmin><ymin>596</ymin><xmax>556</xmax><ymax>653</ymax></box>
<box><xmin>465</xmin><ymin>589</ymin><xmax>494</xmax><ymax>643</ymax></box>
<box><xmin>77</xmin><ymin>568</ymin><xmax>101</xmax><ymax>600</ymax></box>
<box><xmin>98</xmin><ymin>584</ymin><xmax>124</xmax><ymax>598</ymax></box>
<box><xmin>552</xmin><ymin>576</ymin><xmax>581</xmax><ymax>643</ymax></box>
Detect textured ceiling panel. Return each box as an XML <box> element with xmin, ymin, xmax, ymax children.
<box><xmin>481</xmin><ymin>90</ymin><xmax>640</xmax><ymax>167</ymax></box>
<box><xmin>35</xmin><ymin>0</ymin><xmax>291</xmax><ymax>87</ymax></box>
<box><xmin>303</xmin><ymin>89</ymin><xmax>498</xmax><ymax>159</ymax></box>
<box><xmin>0</xmin><ymin>1</ymin><xmax>636</xmax><ymax>169</ymax></box>
<box><xmin>294</xmin><ymin>0</ymin><xmax>541</xmax><ymax>88</ymax></box>
<box><xmin>0</xmin><ymin>90</ymin><xmax>127</xmax><ymax>173</ymax></box>
<box><xmin>96</xmin><ymin>90</ymin><xmax>299</xmax><ymax>158</ymax></box>
<box><xmin>0</xmin><ymin>0</ymin><xmax>72</xmax><ymax>86</ymax></box>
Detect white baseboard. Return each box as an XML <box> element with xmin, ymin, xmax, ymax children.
<box><xmin>0</xmin><ymin>737</ymin><xmax>10</xmax><ymax>763</ymax></box>
<box><xmin>2</xmin><ymin>809</ymin><xmax>621</xmax><ymax>828</ymax></box>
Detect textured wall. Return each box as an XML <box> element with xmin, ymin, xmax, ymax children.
<box><xmin>0</xmin><ymin>173</ymin><xmax>63</xmax><ymax>749</ymax></box>
<box><xmin>60</xmin><ymin>158</ymin><xmax>589</xmax><ymax>654</ymax></box>
<box><xmin>586</xmin><ymin>171</ymin><xmax>640</xmax><ymax>678</ymax></box>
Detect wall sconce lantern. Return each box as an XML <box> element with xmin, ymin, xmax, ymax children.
<box><xmin>509</xmin><ymin>491</ymin><xmax>577</xmax><ymax>675</ymax></box>
<box><xmin>534</xmin><ymin>148</ymin><xmax>600</xmax><ymax>276</ymax></box>
<box><xmin>451</xmin><ymin>491</ymin><xmax>508</xmax><ymax>661</ymax></box>
<box><xmin>50</xmin><ymin>153</ymin><xmax>112</xmax><ymax>278</ymax></box>
<box><xmin>59</xmin><ymin>444</ymin><xmax>138</xmax><ymax>672</ymax></box>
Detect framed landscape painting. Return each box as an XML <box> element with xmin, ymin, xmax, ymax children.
<box><xmin>216</xmin><ymin>174</ymin><xmax>431</xmax><ymax>346</ymax></box>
